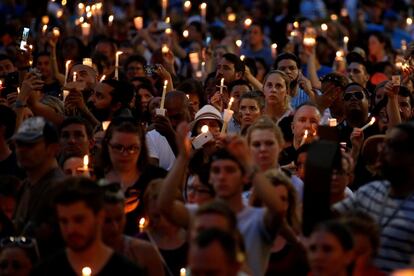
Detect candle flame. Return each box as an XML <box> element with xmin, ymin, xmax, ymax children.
<box><xmin>183</xmin><ymin>30</ymin><xmax>189</xmax><ymax>38</ymax></box>
<box><xmin>201</xmin><ymin>125</ymin><xmax>209</xmax><ymax>133</ymax></box>
<box><xmin>83</xmin><ymin>155</ymin><xmax>89</xmax><ymax>168</ymax></box>
<box><xmin>108</xmin><ymin>15</ymin><xmax>114</xmax><ymax>23</ymax></box>
<box><xmin>244</xmin><ymin>18</ymin><xmax>252</xmax><ymax>27</ymax></box>
<box><xmin>369</xmin><ymin>117</ymin><xmax>376</xmax><ymax>125</ymax></box>
<box><xmin>184</xmin><ymin>1</ymin><xmax>191</xmax><ymax>9</ymax></box>
<box><xmin>139</xmin><ymin>217</ymin><xmax>146</xmax><ymax>227</ymax></box>
<box><xmin>116</xmin><ymin>51</ymin><xmax>123</xmax><ymax>57</ymax></box>
<box><xmin>100</xmin><ymin>75</ymin><xmax>106</xmax><ymax>82</ymax></box>
<box><xmin>321</xmin><ymin>23</ymin><xmax>328</xmax><ymax>31</ymax></box>
<box><xmin>200</xmin><ymin>3</ymin><xmax>207</xmax><ymax>9</ymax></box>
<box><xmin>271</xmin><ymin>43</ymin><xmax>277</xmax><ymax>49</ymax></box>
<box><xmin>82</xmin><ymin>267</ymin><xmax>92</xmax><ymax>276</ymax></box>
<box><xmin>235</xmin><ymin>40</ymin><xmax>242</xmax><ymax>47</ymax></box>
<box><xmin>303</xmin><ymin>130</ymin><xmax>309</xmax><ymax>139</ymax></box>
<box><xmin>102</xmin><ymin>121</ymin><xmax>110</xmax><ymax>131</ymax></box>
<box><xmin>240</xmin><ymin>55</ymin><xmax>245</xmax><ymax>61</ymax></box>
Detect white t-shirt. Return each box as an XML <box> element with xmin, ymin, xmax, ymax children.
<box><xmin>145</xmin><ymin>129</ymin><xmax>175</xmax><ymax>171</ymax></box>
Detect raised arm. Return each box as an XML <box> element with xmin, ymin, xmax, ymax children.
<box><xmin>157</xmin><ymin>122</ymin><xmax>192</xmax><ymax>228</ymax></box>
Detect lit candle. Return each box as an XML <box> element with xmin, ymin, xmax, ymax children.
<box><xmin>200</xmin><ymin>2</ymin><xmax>207</xmax><ymax>22</ymax></box>
<box><xmin>73</xmin><ymin>72</ymin><xmax>77</xmax><ymax>82</ymax></box>
<box><xmin>240</xmin><ymin>55</ymin><xmax>245</xmax><ymax>61</ymax></box>
<box><xmin>139</xmin><ymin>217</ymin><xmax>146</xmax><ymax>233</ymax></box>
<box><xmin>328</xmin><ymin>118</ymin><xmax>337</xmax><ymax>127</ymax></box>
<box><xmin>100</xmin><ymin>75</ymin><xmax>106</xmax><ymax>82</ymax></box>
<box><xmin>64</xmin><ymin>60</ymin><xmax>71</xmax><ymax>86</ymax></box>
<box><xmin>101</xmin><ymin>121</ymin><xmax>111</xmax><ymax>132</ymax></box>
<box><xmin>227</xmin><ymin>13</ymin><xmax>236</xmax><ymax>22</ymax></box>
<box><xmin>56</xmin><ymin>9</ymin><xmax>63</xmax><ymax>18</ymax></box>
<box><xmin>192</xmin><ymin>125</ymin><xmax>213</xmax><ymax>149</ymax></box>
<box><xmin>300</xmin><ymin>130</ymin><xmax>309</xmax><ymax>146</ymax></box>
<box><xmin>407</xmin><ymin>17</ymin><xmax>413</xmax><ymax>32</ymax></box>
<box><xmin>63</xmin><ymin>90</ymin><xmax>69</xmax><ymax>101</ymax></box>
<box><xmin>82</xmin><ymin>267</ymin><xmax>92</xmax><ymax>276</ymax></box>
<box><xmin>115</xmin><ymin>51</ymin><xmax>123</xmax><ymax>80</ymax></box>
<box><xmin>335</xmin><ymin>50</ymin><xmax>344</xmax><ymax>61</ymax></box>
<box><xmin>189</xmin><ymin>52</ymin><xmax>200</xmax><ymax>71</ymax></box>
<box><xmin>160</xmin><ymin>80</ymin><xmax>168</xmax><ymax>109</ymax></box>
<box><xmin>42</xmin><ymin>25</ymin><xmax>48</xmax><ymax>35</ymax></box>
<box><xmin>182</xmin><ymin>29</ymin><xmax>189</xmax><ymax>38</ymax></box>
<box><xmin>81</xmin><ymin>22</ymin><xmax>91</xmax><ymax>37</ymax></box>
<box><xmin>235</xmin><ymin>39</ymin><xmax>242</xmax><ymax>48</ymax></box>
<box><xmin>0</xmin><ymin>80</ymin><xmax>3</xmax><ymax>90</ymax></box>
<box><xmin>293</xmin><ymin>21</ymin><xmax>299</xmax><ymax>29</ymax></box>
<box><xmin>244</xmin><ymin>18</ymin><xmax>252</xmax><ymax>28</ymax></box>
<box><xmin>41</xmin><ymin>15</ymin><xmax>49</xmax><ymax>25</ymax></box>
<box><xmin>321</xmin><ymin>23</ymin><xmax>328</xmax><ymax>35</ymax></box>
<box><xmin>180</xmin><ymin>268</ymin><xmax>186</xmax><ymax>276</ymax></box>
<box><xmin>183</xmin><ymin>1</ymin><xmax>191</xmax><ymax>13</ymax></box>
<box><xmin>343</xmin><ymin>36</ymin><xmax>349</xmax><ymax>52</ymax></box>
<box><xmin>330</xmin><ymin>14</ymin><xmax>338</xmax><ymax>21</ymax></box>
<box><xmin>52</xmin><ymin>27</ymin><xmax>60</xmax><ymax>37</ymax></box>
<box><xmin>134</xmin><ymin>16</ymin><xmax>143</xmax><ymax>30</ymax></box>
<box><xmin>83</xmin><ymin>58</ymin><xmax>93</xmax><ymax>67</ymax></box>
<box><xmin>271</xmin><ymin>43</ymin><xmax>277</xmax><ymax>59</ymax></box>
<box><xmin>162</xmin><ymin>0</ymin><xmax>168</xmax><ymax>19</ymax></box>
<box><xmin>165</xmin><ymin>28</ymin><xmax>172</xmax><ymax>35</ymax></box>
<box><xmin>201</xmin><ymin>61</ymin><xmax>205</xmax><ymax>74</ymax></box>
<box><xmin>221</xmin><ymin>97</ymin><xmax>234</xmax><ymax>134</ymax></box>
<box><xmin>401</xmin><ymin>40</ymin><xmax>407</xmax><ymax>52</ymax></box>
<box><xmin>161</xmin><ymin>44</ymin><xmax>169</xmax><ymax>54</ymax></box>
<box><xmin>361</xmin><ymin>117</ymin><xmax>376</xmax><ymax>131</ymax></box>
<box><xmin>108</xmin><ymin>15</ymin><xmax>114</xmax><ymax>26</ymax></box>
<box><xmin>82</xmin><ymin>155</ymin><xmax>90</xmax><ymax>177</ymax></box>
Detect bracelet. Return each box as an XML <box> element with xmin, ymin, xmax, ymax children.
<box><xmin>15</xmin><ymin>100</ymin><xmax>28</xmax><ymax>108</ymax></box>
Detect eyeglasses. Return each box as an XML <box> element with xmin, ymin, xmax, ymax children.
<box><xmin>0</xmin><ymin>236</ymin><xmax>40</xmax><ymax>259</ymax></box>
<box><xmin>108</xmin><ymin>143</ymin><xmax>140</xmax><ymax>154</ymax></box>
<box><xmin>343</xmin><ymin>91</ymin><xmax>364</xmax><ymax>101</ymax></box>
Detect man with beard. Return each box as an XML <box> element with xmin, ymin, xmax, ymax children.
<box><xmin>32</xmin><ymin>177</ymin><xmax>144</xmax><ymax>275</ymax></box>
<box><xmin>87</xmin><ymin>79</ymin><xmax>134</xmax><ymax>123</ymax></box>
<box><xmin>397</xmin><ymin>87</ymin><xmax>414</xmax><ymax>122</ymax></box>
<box><xmin>333</xmin><ymin>121</ymin><xmax>414</xmax><ymax>273</ymax></box>
<box><xmin>337</xmin><ymin>83</ymin><xmax>380</xmax><ymax>144</ymax></box>
<box><xmin>274</xmin><ymin>52</ymin><xmax>316</xmax><ymax>108</ymax></box>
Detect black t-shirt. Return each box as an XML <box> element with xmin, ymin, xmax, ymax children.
<box><xmin>31</xmin><ymin>250</ymin><xmax>144</xmax><ymax>276</ymax></box>
<box><xmin>124</xmin><ymin>165</ymin><xmax>167</xmax><ymax>235</ymax></box>
<box><xmin>279</xmin><ymin>146</ymin><xmax>297</xmax><ymax>166</ymax></box>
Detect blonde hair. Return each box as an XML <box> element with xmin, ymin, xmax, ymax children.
<box><xmin>263</xmin><ymin>70</ymin><xmax>291</xmax><ymax>109</ymax></box>
<box><xmin>246</xmin><ymin>116</ymin><xmax>285</xmax><ymax>148</ymax></box>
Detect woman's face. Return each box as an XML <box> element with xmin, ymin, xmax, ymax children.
<box><xmin>138</xmin><ymin>88</ymin><xmax>154</xmax><ymax>112</ymax></box>
<box><xmin>249</xmin><ymin>129</ymin><xmax>280</xmax><ymax>171</ymax></box>
<box><xmin>255</xmin><ymin>61</ymin><xmax>266</xmax><ymax>82</ymax></box>
<box><xmin>263</xmin><ymin>73</ymin><xmax>288</xmax><ymax>106</ymax></box>
<box><xmin>108</xmin><ymin>131</ymin><xmax>141</xmax><ymax>171</ymax></box>
<box><xmin>368</xmin><ymin>35</ymin><xmax>384</xmax><ymax>56</ymax></box>
<box><xmin>0</xmin><ymin>247</ymin><xmax>33</xmax><ymax>276</ymax></box>
<box><xmin>239</xmin><ymin>98</ymin><xmax>261</xmax><ymax>128</ymax></box>
<box><xmin>186</xmin><ymin>175</ymin><xmax>213</xmax><ymax>205</ymax></box>
<box><xmin>308</xmin><ymin>231</ymin><xmax>352</xmax><ymax>276</ymax></box>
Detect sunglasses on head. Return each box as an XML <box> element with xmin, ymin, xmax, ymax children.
<box><xmin>343</xmin><ymin>91</ymin><xmax>365</xmax><ymax>101</ymax></box>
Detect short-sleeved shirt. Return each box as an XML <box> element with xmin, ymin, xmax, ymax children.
<box><xmin>333</xmin><ymin>181</ymin><xmax>414</xmax><ymax>272</ymax></box>
<box><xmin>145</xmin><ymin>129</ymin><xmax>175</xmax><ymax>170</ymax></box>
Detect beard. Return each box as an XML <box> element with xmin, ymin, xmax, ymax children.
<box><xmin>65</xmin><ymin>231</ymin><xmax>96</xmax><ymax>252</ymax></box>
<box><xmin>87</xmin><ymin>102</ymin><xmax>111</xmax><ymax>122</ymax></box>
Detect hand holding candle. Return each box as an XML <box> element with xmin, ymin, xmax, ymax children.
<box><xmin>192</xmin><ymin>125</ymin><xmax>214</xmax><ymax>149</ymax></box>
<box><xmin>360</xmin><ymin>117</ymin><xmax>376</xmax><ymax>131</ymax></box>
<box><xmin>221</xmin><ymin>97</ymin><xmax>234</xmax><ymax>134</ymax></box>
<box><xmin>157</xmin><ymin>80</ymin><xmax>169</xmax><ymax>116</ymax></box>
<box><xmin>139</xmin><ymin>217</ymin><xmax>146</xmax><ymax>233</ymax></box>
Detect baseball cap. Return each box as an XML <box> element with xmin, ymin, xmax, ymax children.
<box><xmin>12</xmin><ymin>117</ymin><xmax>59</xmax><ymax>144</ymax></box>
<box><xmin>189</xmin><ymin>105</ymin><xmax>223</xmax><ymax>133</ymax></box>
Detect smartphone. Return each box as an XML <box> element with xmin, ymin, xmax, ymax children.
<box><xmin>20</xmin><ymin>27</ymin><xmax>30</xmax><ymax>51</ymax></box>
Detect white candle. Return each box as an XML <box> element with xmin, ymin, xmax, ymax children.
<box><xmin>180</xmin><ymin>268</ymin><xmax>186</xmax><ymax>276</ymax></box>
<box><xmin>182</xmin><ymin>29</ymin><xmax>189</xmax><ymax>38</ymax></box>
<box><xmin>328</xmin><ymin>118</ymin><xmax>337</xmax><ymax>127</ymax></box>
<box><xmin>63</xmin><ymin>90</ymin><xmax>69</xmax><ymax>101</ymax></box>
<box><xmin>244</xmin><ymin>18</ymin><xmax>252</xmax><ymax>28</ymax></box>
<box><xmin>82</xmin><ymin>155</ymin><xmax>90</xmax><ymax>177</ymax></box>
<box><xmin>361</xmin><ymin>117</ymin><xmax>376</xmax><ymax>131</ymax></box>
<box><xmin>189</xmin><ymin>52</ymin><xmax>200</xmax><ymax>70</ymax></box>
<box><xmin>64</xmin><ymin>60</ymin><xmax>71</xmax><ymax>86</ymax></box>
<box><xmin>100</xmin><ymin>75</ymin><xmax>106</xmax><ymax>82</ymax></box>
<box><xmin>161</xmin><ymin>44</ymin><xmax>169</xmax><ymax>54</ymax></box>
<box><xmin>82</xmin><ymin>267</ymin><xmax>92</xmax><ymax>276</ymax></box>
<box><xmin>219</xmin><ymin>78</ymin><xmax>225</xmax><ymax>95</ymax></box>
<box><xmin>134</xmin><ymin>16</ymin><xmax>143</xmax><ymax>30</ymax></box>
<box><xmin>321</xmin><ymin>23</ymin><xmax>328</xmax><ymax>35</ymax></box>
<box><xmin>235</xmin><ymin>39</ymin><xmax>242</xmax><ymax>48</ymax></box>
<box><xmin>42</xmin><ymin>25</ymin><xmax>48</xmax><ymax>35</ymax></box>
<box><xmin>162</xmin><ymin>0</ymin><xmax>168</xmax><ymax>19</ymax></box>
<box><xmin>227</xmin><ymin>97</ymin><xmax>234</xmax><ymax>110</ymax></box>
<box><xmin>300</xmin><ymin>130</ymin><xmax>309</xmax><ymax>146</ymax></box>
<box><xmin>52</xmin><ymin>27</ymin><xmax>60</xmax><ymax>37</ymax></box>
<box><xmin>115</xmin><ymin>51</ymin><xmax>123</xmax><ymax>80</ymax></box>
<box><xmin>343</xmin><ymin>36</ymin><xmax>349</xmax><ymax>52</ymax></box>
<box><xmin>200</xmin><ymin>2</ymin><xmax>207</xmax><ymax>22</ymax></box>
<box><xmin>160</xmin><ymin>80</ymin><xmax>168</xmax><ymax>109</ymax></box>
<box><xmin>41</xmin><ymin>15</ymin><xmax>49</xmax><ymax>25</ymax></box>
<box><xmin>73</xmin><ymin>72</ymin><xmax>77</xmax><ymax>82</ymax></box>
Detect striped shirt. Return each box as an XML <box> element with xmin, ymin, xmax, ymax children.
<box><xmin>290</xmin><ymin>88</ymin><xmax>310</xmax><ymax>109</ymax></box>
<box><xmin>333</xmin><ymin>181</ymin><xmax>414</xmax><ymax>272</ymax></box>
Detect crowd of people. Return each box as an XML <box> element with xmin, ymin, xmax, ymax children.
<box><xmin>1</xmin><ymin>0</ymin><xmax>414</xmax><ymax>275</ymax></box>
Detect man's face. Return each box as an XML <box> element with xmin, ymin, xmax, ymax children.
<box><xmin>72</xmin><ymin>66</ymin><xmax>97</xmax><ymax>89</ymax></box>
<box><xmin>126</xmin><ymin>61</ymin><xmax>145</xmax><ymax>80</ymax></box>
<box><xmin>292</xmin><ymin>106</ymin><xmax>320</xmax><ymax>142</ymax></box>
<box><xmin>36</xmin><ymin>56</ymin><xmax>51</xmax><ymax>78</ymax></box>
<box><xmin>346</xmin><ymin>63</ymin><xmax>369</xmax><ymax>88</ymax></box>
<box><xmin>398</xmin><ymin>95</ymin><xmax>413</xmax><ymax>121</ymax></box>
<box><xmin>277</xmin><ymin>59</ymin><xmax>299</xmax><ymax>82</ymax></box>
<box><xmin>57</xmin><ymin>201</ymin><xmax>102</xmax><ymax>252</ymax></box>
<box><xmin>230</xmin><ymin>84</ymin><xmax>250</xmax><ymax>112</ymax></box>
<box><xmin>0</xmin><ymin>59</ymin><xmax>16</xmax><ymax>77</ymax></box>
<box><xmin>209</xmin><ymin>159</ymin><xmax>244</xmax><ymax>199</ymax></box>
<box><xmin>63</xmin><ymin>157</ymin><xmax>84</xmax><ymax>176</ymax></box>
<box><xmin>102</xmin><ymin>202</ymin><xmax>125</xmax><ymax>245</ymax></box>
<box><xmin>89</xmin><ymin>83</ymin><xmax>113</xmax><ymax>110</ymax></box>
<box><xmin>189</xmin><ymin>241</ymin><xmax>239</xmax><ymax>276</ymax></box>
<box><xmin>248</xmin><ymin>25</ymin><xmax>263</xmax><ymax>46</ymax></box>
<box><xmin>343</xmin><ymin>85</ymin><xmax>369</xmax><ymax>121</ymax></box>
<box><xmin>60</xmin><ymin>123</ymin><xmax>91</xmax><ymax>156</ymax></box>
<box><xmin>165</xmin><ymin>98</ymin><xmax>190</xmax><ymax>130</ymax></box>
<box><xmin>15</xmin><ymin>139</ymin><xmax>53</xmax><ymax>171</ymax></box>
<box><xmin>216</xmin><ymin>58</ymin><xmax>240</xmax><ymax>84</ymax></box>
